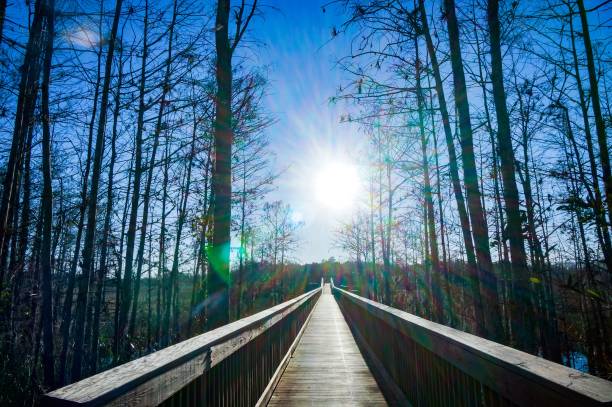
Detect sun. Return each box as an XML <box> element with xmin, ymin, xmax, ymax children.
<box><xmin>314</xmin><ymin>161</ymin><xmax>361</xmax><ymax>211</ymax></box>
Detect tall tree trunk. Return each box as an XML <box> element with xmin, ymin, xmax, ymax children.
<box><xmin>159</xmin><ymin>146</ymin><xmax>170</xmax><ymax>346</ymax></box>
<box><xmin>383</xmin><ymin>158</ymin><xmax>393</xmax><ymax>305</ymax></box>
<box><xmin>0</xmin><ymin>0</ymin><xmax>6</xmax><ymax>46</ymax></box>
<box><xmin>563</xmin><ymin>111</ymin><xmax>609</xmax><ymax>373</ymax></box>
<box><xmin>39</xmin><ymin>0</ymin><xmax>56</xmax><ymax>388</ymax></box>
<box><xmin>236</xmin><ymin>160</ymin><xmax>247</xmax><ymax>319</ymax></box>
<box><xmin>514</xmin><ymin>77</ymin><xmax>561</xmax><ymax>362</ymax></box>
<box><xmin>419</xmin><ymin>0</ymin><xmax>483</xmax><ymax>333</ymax></box>
<box><xmin>188</xmin><ymin>234</ymin><xmax>202</xmax><ymax>336</ymax></box>
<box><xmin>209</xmin><ymin>0</ymin><xmax>233</xmax><ymax>329</ymax></box>
<box><xmin>188</xmin><ymin>143</ymin><xmax>212</xmax><ymax>336</ymax></box>
<box><xmin>425</xmin><ymin>64</ymin><xmax>456</xmax><ymax>327</ymax></box>
<box><xmin>415</xmin><ymin>36</ymin><xmax>443</xmax><ymax>322</ymax></box>
<box><xmin>146</xmin><ymin>231</ymin><xmax>152</xmax><ymax>351</ymax></box>
<box><xmin>0</xmin><ymin>0</ymin><xmax>45</xmax><ymax>286</ymax></box>
<box><xmin>58</xmin><ymin>12</ymin><xmax>104</xmax><ymax>380</ymax></box>
<box><xmin>126</xmin><ymin>0</ymin><xmax>177</xmax><ymax>355</ymax></box>
<box><xmin>71</xmin><ymin>0</ymin><xmax>123</xmax><ymax>381</ymax></box>
<box><xmin>168</xmin><ymin>121</ymin><xmax>196</xmax><ymax>342</ymax></box>
<box><xmin>577</xmin><ymin>0</ymin><xmax>612</xmax><ymax>233</ymax></box>
<box><xmin>8</xmin><ymin>125</ymin><xmax>32</xmax><ymax>350</ymax></box>
<box><xmin>110</xmin><ymin>157</ymin><xmax>132</xmax><ymax>364</ymax></box>
<box><xmin>57</xmin><ymin>38</ymin><xmax>102</xmax><ymax>384</ymax></box>
<box><xmin>487</xmin><ymin>0</ymin><xmax>535</xmax><ymax>351</ymax></box>
<box><xmin>568</xmin><ymin>6</ymin><xmax>612</xmax><ymax>274</ymax></box>
<box><xmin>89</xmin><ymin>44</ymin><xmax>124</xmax><ymax>373</ymax></box>
<box><xmin>369</xmin><ymin>177</ymin><xmax>377</xmax><ymax>300</ymax></box>
<box><xmin>117</xmin><ymin>0</ymin><xmax>148</xmax><ymax>357</ymax></box>
<box><xmin>443</xmin><ymin>0</ymin><xmax>503</xmax><ymax>341</ymax></box>
<box><xmin>473</xmin><ymin>22</ymin><xmax>511</xmax><ymax>336</ymax></box>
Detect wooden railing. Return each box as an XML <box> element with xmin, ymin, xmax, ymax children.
<box><xmin>43</xmin><ymin>285</ymin><xmax>322</xmax><ymax>406</ymax></box>
<box><xmin>331</xmin><ymin>279</ymin><xmax>612</xmax><ymax>406</ymax></box>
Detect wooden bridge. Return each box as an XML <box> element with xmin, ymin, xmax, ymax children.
<box><xmin>43</xmin><ymin>281</ymin><xmax>612</xmax><ymax>406</ymax></box>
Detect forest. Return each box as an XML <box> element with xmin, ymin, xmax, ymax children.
<box><xmin>0</xmin><ymin>0</ymin><xmax>610</xmax><ymax>404</ymax></box>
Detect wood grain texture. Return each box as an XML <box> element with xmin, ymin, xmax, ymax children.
<box><xmin>268</xmin><ymin>284</ymin><xmax>387</xmax><ymax>406</ymax></box>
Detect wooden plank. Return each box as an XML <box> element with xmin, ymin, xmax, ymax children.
<box><xmin>255</xmin><ymin>290</ymin><xmax>319</xmax><ymax>407</ymax></box>
<box><xmin>332</xmin><ymin>284</ymin><xmax>612</xmax><ymax>406</ymax></box>
<box><xmin>344</xmin><ymin>309</ymin><xmax>411</xmax><ymax>406</ymax></box>
<box><xmin>43</xmin><ymin>288</ymin><xmax>321</xmax><ymax>407</ymax></box>
<box><xmin>268</xmin><ymin>284</ymin><xmax>387</xmax><ymax>406</ymax></box>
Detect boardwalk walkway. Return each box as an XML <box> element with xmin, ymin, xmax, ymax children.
<box><xmin>268</xmin><ymin>285</ymin><xmax>387</xmax><ymax>406</ymax></box>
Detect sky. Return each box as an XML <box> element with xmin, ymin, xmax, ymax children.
<box><xmin>248</xmin><ymin>1</ymin><xmax>365</xmax><ymax>263</ymax></box>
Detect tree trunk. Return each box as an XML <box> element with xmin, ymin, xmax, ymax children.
<box><xmin>58</xmin><ymin>38</ymin><xmax>102</xmax><ymax>384</ymax></box>
<box><xmin>126</xmin><ymin>0</ymin><xmax>177</xmax><ymax>355</ymax></box>
<box><xmin>415</xmin><ymin>36</ymin><xmax>443</xmax><ymax>322</ymax></box>
<box><xmin>473</xmin><ymin>23</ymin><xmax>511</xmax><ymax>336</ymax></box>
<box><xmin>369</xmin><ymin>177</ymin><xmax>377</xmax><ymax>300</ymax></box>
<box><xmin>0</xmin><ymin>0</ymin><xmax>45</xmax><ymax>286</ymax></box>
<box><xmin>577</xmin><ymin>0</ymin><xmax>612</xmax><ymax>235</ymax></box>
<box><xmin>111</xmin><ymin>156</ymin><xmax>132</xmax><ymax>363</ymax></box>
<box><xmin>39</xmin><ymin>0</ymin><xmax>56</xmax><ymax>388</ymax></box>
<box><xmin>117</xmin><ymin>0</ymin><xmax>148</xmax><ymax>359</ymax></box>
<box><xmin>425</xmin><ymin>64</ymin><xmax>456</xmax><ymax>327</ymax></box>
<box><xmin>89</xmin><ymin>44</ymin><xmax>124</xmax><ymax>373</ymax></box>
<box><xmin>8</xmin><ymin>125</ymin><xmax>32</xmax><ymax>351</ymax></box>
<box><xmin>487</xmin><ymin>0</ymin><xmax>535</xmax><ymax>352</ymax></box>
<box><xmin>209</xmin><ymin>0</ymin><xmax>232</xmax><ymax>329</ymax></box>
<box><xmin>0</xmin><ymin>0</ymin><xmax>6</xmax><ymax>46</ymax></box>
<box><xmin>236</xmin><ymin>160</ymin><xmax>247</xmax><ymax>319</ymax></box>
<box><xmin>443</xmin><ymin>0</ymin><xmax>503</xmax><ymax>341</ymax></box>
<box><xmin>514</xmin><ymin>77</ymin><xmax>561</xmax><ymax>362</ymax></box>
<box><xmin>568</xmin><ymin>6</ymin><xmax>612</xmax><ymax>274</ymax></box>
<box><xmin>168</xmin><ymin>118</ymin><xmax>196</xmax><ymax>341</ymax></box>
<box><xmin>419</xmin><ymin>0</ymin><xmax>483</xmax><ymax>333</ymax></box>
<box><xmin>188</xmin><ymin>143</ymin><xmax>212</xmax><ymax>336</ymax></box>
<box><xmin>159</xmin><ymin>146</ymin><xmax>170</xmax><ymax>346</ymax></box>
<box><xmin>71</xmin><ymin>0</ymin><xmax>123</xmax><ymax>381</ymax></box>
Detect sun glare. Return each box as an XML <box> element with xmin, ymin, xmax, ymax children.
<box><xmin>314</xmin><ymin>162</ymin><xmax>360</xmax><ymax>211</ymax></box>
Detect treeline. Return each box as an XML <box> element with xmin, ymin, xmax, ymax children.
<box><xmin>331</xmin><ymin>0</ymin><xmax>611</xmax><ymax>378</ymax></box>
<box><xmin>0</xmin><ymin>0</ymin><xmax>304</xmax><ymax>404</ymax></box>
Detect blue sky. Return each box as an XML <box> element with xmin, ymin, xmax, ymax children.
<box><xmin>249</xmin><ymin>1</ymin><xmax>365</xmax><ymax>263</ymax></box>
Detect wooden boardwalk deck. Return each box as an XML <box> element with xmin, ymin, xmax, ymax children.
<box><xmin>268</xmin><ymin>285</ymin><xmax>387</xmax><ymax>406</ymax></box>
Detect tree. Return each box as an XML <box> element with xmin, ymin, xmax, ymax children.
<box><xmin>209</xmin><ymin>0</ymin><xmax>258</xmax><ymax>329</ymax></box>
<box><xmin>487</xmin><ymin>0</ymin><xmax>535</xmax><ymax>352</ymax></box>
<box><xmin>117</xmin><ymin>0</ymin><xmax>150</xmax><ymax>360</ymax></box>
<box><xmin>443</xmin><ymin>0</ymin><xmax>503</xmax><ymax>341</ymax></box>
<box><xmin>576</xmin><ymin>0</ymin><xmax>611</xmax><ymax>230</ymax></box>
<box><xmin>39</xmin><ymin>0</ymin><xmax>56</xmax><ymax>388</ymax></box>
<box><xmin>71</xmin><ymin>0</ymin><xmax>124</xmax><ymax>381</ymax></box>
<box><xmin>418</xmin><ymin>0</ymin><xmax>479</xmax><ymax>330</ymax></box>
<box><xmin>0</xmin><ymin>0</ymin><xmax>46</xmax><ymax>286</ymax></box>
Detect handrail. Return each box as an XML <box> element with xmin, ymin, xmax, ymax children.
<box><xmin>331</xmin><ymin>279</ymin><xmax>612</xmax><ymax>406</ymax></box>
<box><xmin>43</xmin><ymin>287</ymin><xmax>322</xmax><ymax>406</ymax></box>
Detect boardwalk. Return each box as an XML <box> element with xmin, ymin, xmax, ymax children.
<box><xmin>43</xmin><ymin>284</ymin><xmax>612</xmax><ymax>407</ymax></box>
<box><xmin>268</xmin><ymin>285</ymin><xmax>387</xmax><ymax>406</ymax></box>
